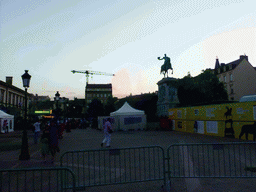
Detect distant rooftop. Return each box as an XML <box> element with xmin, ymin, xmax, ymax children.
<box><xmin>86</xmin><ymin>84</ymin><xmax>112</xmax><ymax>88</ymax></box>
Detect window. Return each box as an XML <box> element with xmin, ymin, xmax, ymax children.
<box><xmin>230</xmin><ymin>85</ymin><xmax>233</xmax><ymax>94</ymax></box>
<box><xmin>230</xmin><ymin>74</ymin><xmax>233</xmax><ymax>81</ymax></box>
<box><xmin>224</xmin><ymin>76</ymin><xmax>226</xmax><ymax>82</ymax></box>
<box><xmin>12</xmin><ymin>94</ymin><xmax>15</xmax><ymax>106</ymax></box>
<box><xmin>0</xmin><ymin>90</ymin><xmax>3</xmax><ymax>103</ymax></box>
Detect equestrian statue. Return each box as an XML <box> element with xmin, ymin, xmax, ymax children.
<box><xmin>158</xmin><ymin>54</ymin><xmax>173</xmax><ymax>77</ymax></box>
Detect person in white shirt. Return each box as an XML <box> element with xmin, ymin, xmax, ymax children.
<box><xmin>33</xmin><ymin>119</ymin><xmax>41</xmax><ymax>144</ymax></box>
<box><xmin>101</xmin><ymin>118</ymin><xmax>113</xmax><ymax>148</ymax></box>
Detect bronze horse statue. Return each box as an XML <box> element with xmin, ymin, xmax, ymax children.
<box><xmin>158</xmin><ymin>54</ymin><xmax>173</xmax><ymax>77</ymax></box>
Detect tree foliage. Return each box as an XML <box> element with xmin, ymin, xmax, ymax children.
<box><xmin>177</xmin><ymin>70</ymin><xmax>228</xmax><ymax>106</ymax></box>
<box><xmin>87</xmin><ymin>98</ymin><xmax>104</xmax><ymax>118</ymax></box>
<box><xmin>104</xmin><ymin>96</ymin><xmax>118</xmax><ymax>116</ymax></box>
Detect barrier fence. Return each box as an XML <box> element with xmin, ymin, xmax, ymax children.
<box><xmin>60</xmin><ymin>146</ymin><xmax>165</xmax><ymax>190</ymax></box>
<box><xmin>1</xmin><ymin>143</ymin><xmax>256</xmax><ymax>191</ymax></box>
<box><xmin>167</xmin><ymin>142</ymin><xmax>256</xmax><ymax>180</ymax></box>
<box><xmin>0</xmin><ymin>167</ymin><xmax>76</xmax><ymax>192</ymax></box>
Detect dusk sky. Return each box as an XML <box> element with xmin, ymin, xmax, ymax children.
<box><xmin>1</xmin><ymin>0</ymin><xmax>255</xmax><ymax>99</ymax></box>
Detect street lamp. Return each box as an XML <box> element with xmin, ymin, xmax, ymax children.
<box><xmin>19</xmin><ymin>70</ymin><xmax>31</xmax><ymax>160</ymax></box>
<box><xmin>55</xmin><ymin>91</ymin><xmax>60</xmax><ymax>119</ymax></box>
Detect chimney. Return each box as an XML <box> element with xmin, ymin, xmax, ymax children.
<box><xmin>6</xmin><ymin>76</ymin><xmax>13</xmax><ymax>86</ymax></box>
<box><xmin>240</xmin><ymin>55</ymin><xmax>248</xmax><ymax>61</ymax></box>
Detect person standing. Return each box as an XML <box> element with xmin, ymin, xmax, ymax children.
<box><xmin>49</xmin><ymin>119</ymin><xmax>60</xmax><ymax>163</ymax></box>
<box><xmin>101</xmin><ymin>118</ymin><xmax>113</xmax><ymax>148</ymax></box>
<box><xmin>33</xmin><ymin>119</ymin><xmax>41</xmax><ymax>144</ymax></box>
<box><xmin>40</xmin><ymin>126</ymin><xmax>50</xmax><ymax>163</ymax></box>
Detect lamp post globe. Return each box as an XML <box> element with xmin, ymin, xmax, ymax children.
<box><xmin>55</xmin><ymin>91</ymin><xmax>60</xmax><ymax>101</ymax></box>
<box><xmin>19</xmin><ymin>70</ymin><xmax>31</xmax><ymax>160</ymax></box>
<box><xmin>21</xmin><ymin>70</ymin><xmax>31</xmax><ymax>88</ymax></box>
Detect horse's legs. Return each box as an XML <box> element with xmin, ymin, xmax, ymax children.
<box><xmin>239</xmin><ymin>131</ymin><xmax>244</xmax><ymax>139</ymax></box>
<box><xmin>246</xmin><ymin>132</ymin><xmax>249</xmax><ymax>140</ymax></box>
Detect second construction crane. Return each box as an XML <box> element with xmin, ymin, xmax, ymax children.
<box><xmin>71</xmin><ymin>70</ymin><xmax>114</xmax><ymax>85</ymax></box>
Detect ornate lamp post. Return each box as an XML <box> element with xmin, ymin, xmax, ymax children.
<box><xmin>19</xmin><ymin>70</ymin><xmax>31</xmax><ymax>160</ymax></box>
<box><xmin>55</xmin><ymin>91</ymin><xmax>60</xmax><ymax>119</ymax></box>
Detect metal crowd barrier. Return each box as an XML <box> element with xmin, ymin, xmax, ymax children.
<box><xmin>2</xmin><ymin>142</ymin><xmax>256</xmax><ymax>191</ymax></box>
<box><xmin>0</xmin><ymin>167</ymin><xmax>76</xmax><ymax>192</ymax></box>
<box><xmin>166</xmin><ymin>142</ymin><xmax>256</xmax><ymax>180</ymax></box>
<box><xmin>60</xmin><ymin>146</ymin><xmax>166</xmax><ymax>190</ymax></box>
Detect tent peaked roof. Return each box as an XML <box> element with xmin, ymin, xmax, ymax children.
<box><xmin>0</xmin><ymin>110</ymin><xmax>14</xmax><ymax>118</ymax></box>
<box><xmin>110</xmin><ymin>102</ymin><xmax>145</xmax><ymax>116</ymax></box>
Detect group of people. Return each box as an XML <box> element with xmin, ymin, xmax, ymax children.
<box><xmin>33</xmin><ymin>119</ymin><xmax>60</xmax><ymax>163</ymax></box>
<box><xmin>33</xmin><ymin>117</ymin><xmax>114</xmax><ymax>163</ymax></box>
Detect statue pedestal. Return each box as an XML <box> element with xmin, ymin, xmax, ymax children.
<box><xmin>157</xmin><ymin>77</ymin><xmax>179</xmax><ymax>117</ymax></box>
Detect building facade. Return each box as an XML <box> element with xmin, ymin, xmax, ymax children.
<box><xmin>214</xmin><ymin>55</ymin><xmax>256</xmax><ymax>101</ymax></box>
<box><xmin>0</xmin><ymin>77</ymin><xmax>31</xmax><ymax>116</ymax></box>
<box><xmin>86</xmin><ymin>84</ymin><xmax>112</xmax><ymax>105</ymax></box>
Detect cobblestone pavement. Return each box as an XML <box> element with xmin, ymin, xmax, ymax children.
<box><xmin>0</xmin><ymin>128</ymin><xmax>255</xmax><ymax>191</ymax></box>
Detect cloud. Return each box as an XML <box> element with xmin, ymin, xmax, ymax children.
<box><xmin>202</xmin><ymin>27</ymin><xmax>256</xmax><ymax>66</ymax></box>
<box><xmin>111</xmin><ymin>68</ymin><xmax>132</xmax><ymax>98</ymax></box>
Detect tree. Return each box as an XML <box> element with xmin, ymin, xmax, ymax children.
<box><xmin>87</xmin><ymin>98</ymin><xmax>104</xmax><ymax>118</ymax></box>
<box><xmin>177</xmin><ymin>70</ymin><xmax>228</xmax><ymax>106</ymax></box>
<box><xmin>104</xmin><ymin>96</ymin><xmax>118</xmax><ymax>116</ymax></box>
<box><xmin>135</xmin><ymin>93</ymin><xmax>158</xmax><ymax>122</ymax></box>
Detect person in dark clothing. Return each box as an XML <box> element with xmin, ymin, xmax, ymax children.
<box><xmin>40</xmin><ymin>125</ymin><xmax>50</xmax><ymax>162</ymax></box>
<box><xmin>49</xmin><ymin>120</ymin><xmax>60</xmax><ymax>163</ymax></box>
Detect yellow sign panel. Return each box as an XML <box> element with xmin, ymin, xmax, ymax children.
<box><xmin>169</xmin><ymin>101</ymin><xmax>256</xmax><ymax>141</ymax></box>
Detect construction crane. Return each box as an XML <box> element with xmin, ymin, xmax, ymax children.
<box><xmin>71</xmin><ymin>70</ymin><xmax>115</xmax><ymax>116</ymax></box>
<box><xmin>71</xmin><ymin>70</ymin><xmax>115</xmax><ymax>85</ymax></box>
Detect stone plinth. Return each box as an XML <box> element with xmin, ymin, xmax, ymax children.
<box><xmin>157</xmin><ymin>77</ymin><xmax>179</xmax><ymax>117</ymax></box>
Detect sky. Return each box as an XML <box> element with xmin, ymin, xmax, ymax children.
<box><xmin>1</xmin><ymin>0</ymin><xmax>256</xmax><ymax>99</ymax></box>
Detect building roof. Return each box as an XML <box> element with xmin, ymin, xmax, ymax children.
<box><xmin>86</xmin><ymin>84</ymin><xmax>112</xmax><ymax>89</ymax></box>
<box><xmin>215</xmin><ymin>55</ymin><xmax>253</xmax><ymax>74</ymax></box>
<box><xmin>0</xmin><ymin>80</ymin><xmax>25</xmax><ymax>94</ymax></box>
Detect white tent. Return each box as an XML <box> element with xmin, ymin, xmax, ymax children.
<box><xmin>109</xmin><ymin>102</ymin><xmax>146</xmax><ymax>131</ymax></box>
<box><xmin>0</xmin><ymin>110</ymin><xmax>14</xmax><ymax>133</ymax></box>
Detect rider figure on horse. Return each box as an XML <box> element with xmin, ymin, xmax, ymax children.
<box><xmin>158</xmin><ymin>54</ymin><xmax>173</xmax><ymax>77</ymax></box>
